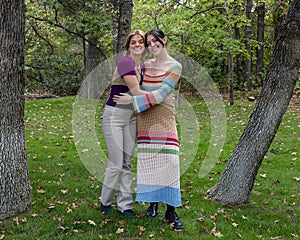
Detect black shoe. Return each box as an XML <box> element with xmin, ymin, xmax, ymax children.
<box><xmin>100</xmin><ymin>203</ymin><xmax>112</xmax><ymax>214</ymax></box>
<box><xmin>120</xmin><ymin>209</ymin><xmax>136</xmax><ymax>217</ymax></box>
<box><xmin>164</xmin><ymin>210</ymin><xmax>184</xmax><ymax>230</ymax></box>
<box><xmin>146</xmin><ymin>202</ymin><xmax>158</xmax><ymax>218</ymax></box>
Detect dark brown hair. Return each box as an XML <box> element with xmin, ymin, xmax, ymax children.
<box><xmin>145</xmin><ymin>28</ymin><xmax>166</xmax><ymax>47</ymax></box>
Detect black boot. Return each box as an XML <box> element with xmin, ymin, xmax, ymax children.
<box><xmin>146</xmin><ymin>202</ymin><xmax>158</xmax><ymax>218</ymax></box>
<box><xmin>164</xmin><ymin>209</ymin><xmax>184</xmax><ymax>230</ymax></box>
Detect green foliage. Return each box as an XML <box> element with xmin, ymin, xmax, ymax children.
<box><xmin>132</xmin><ymin>0</ymin><xmax>243</xmax><ymax>82</ymax></box>
<box><xmin>24</xmin><ymin>0</ymin><xmax>293</xmax><ymax>95</ymax></box>
<box><xmin>131</xmin><ymin>0</ymin><xmax>292</xmax><ymax>89</ymax></box>
<box><xmin>25</xmin><ymin>0</ymin><xmax>113</xmax><ymax>95</ymax></box>
<box><xmin>0</xmin><ymin>96</ymin><xmax>298</xmax><ymax>239</ymax></box>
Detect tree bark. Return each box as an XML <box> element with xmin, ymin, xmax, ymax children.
<box><xmin>0</xmin><ymin>0</ymin><xmax>32</xmax><ymax>219</ymax></box>
<box><xmin>111</xmin><ymin>0</ymin><xmax>133</xmax><ymax>54</ymax></box>
<box><xmin>273</xmin><ymin>0</ymin><xmax>287</xmax><ymax>41</ymax></box>
<box><xmin>82</xmin><ymin>36</ymin><xmax>107</xmax><ymax>99</ymax></box>
<box><xmin>256</xmin><ymin>2</ymin><xmax>265</xmax><ymax>86</ymax></box>
<box><xmin>110</xmin><ymin>0</ymin><xmax>120</xmax><ymax>54</ymax></box>
<box><xmin>244</xmin><ymin>0</ymin><xmax>253</xmax><ymax>91</ymax></box>
<box><xmin>234</xmin><ymin>22</ymin><xmax>244</xmax><ymax>90</ymax></box>
<box><xmin>117</xmin><ymin>0</ymin><xmax>133</xmax><ymax>53</ymax></box>
<box><xmin>207</xmin><ymin>0</ymin><xmax>300</xmax><ymax>205</ymax></box>
<box><xmin>225</xmin><ymin>0</ymin><xmax>234</xmax><ymax>105</ymax></box>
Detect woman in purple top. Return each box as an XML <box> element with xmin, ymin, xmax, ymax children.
<box><xmin>100</xmin><ymin>30</ymin><xmax>147</xmax><ymax>217</ymax></box>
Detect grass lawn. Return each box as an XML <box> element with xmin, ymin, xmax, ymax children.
<box><xmin>0</xmin><ymin>95</ymin><xmax>299</xmax><ymax>240</ymax></box>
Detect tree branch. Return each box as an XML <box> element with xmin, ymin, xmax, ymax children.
<box><xmin>28</xmin><ymin>21</ymin><xmax>55</xmax><ymax>55</ymax></box>
<box><xmin>26</xmin><ymin>15</ymin><xmax>109</xmax><ymax>60</ymax></box>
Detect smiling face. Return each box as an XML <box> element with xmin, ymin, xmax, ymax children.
<box><xmin>128</xmin><ymin>34</ymin><xmax>145</xmax><ymax>57</ymax></box>
<box><xmin>146</xmin><ymin>34</ymin><xmax>166</xmax><ymax>56</ymax></box>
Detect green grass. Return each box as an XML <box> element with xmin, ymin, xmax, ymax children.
<box><xmin>0</xmin><ymin>96</ymin><xmax>299</xmax><ymax>240</ymax></box>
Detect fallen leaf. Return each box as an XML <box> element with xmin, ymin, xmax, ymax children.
<box><xmin>291</xmin><ymin>233</ymin><xmax>299</xmax><ymax>238</ymax></box>
<box><xmin>116</xmin><ymin>228</ymin><xmax>124</xmax><ymax>234</ymax></box>
<box><xmin>88</xmin><ymin>176</ymin><xmax>97</xmax><ymax>181</ymax></box>
<box><xmin>21</xmin><ymin>218</ymin><xmax>28</xmax><ymax>224</ymax></box>
<box><xmin>139</xmin><ymin>226</ymin><xmax>146</xmax><ymax>232</ymax></box>
<box><xmin>119</xmin><ymin>220</ymin><xmax>126</xmax><ymax>226</ymax></box>
<box><xmin>139</xmin><ymin>226</ymin><xmax>146</xmax><ymax>236</ymax></box>
<box><xmin>66</xmin><ymin>207</ymin><xmax>72</xmax><ymax>213</ymax></box>
<box><xmin>54</xmin><ymin>217</ymin><xmax>64</xmax><ymax>222</ymax></box>
<box><xmin>293</xmin><ymin>177</ymin><xmax>300</xmax><ymax>182</ymax></box>
<box><xmin>47</xmin><ymin>205</ymin><xmax>55</xmax><ymax>211</ymax></box>
<box><xmin>88</xmin><ymin>220</ymin><xmax>96</xmax><ymax>226</ymax></box>
<box><xmin>59</xmin><ymin>226</ymin><xmax>68</xmax><ymax>232</ymax></box>
<box><xmin>37</xmin><ymin>188</ymin><xmax>46</xmax><ymax>194</ymax></box>
<box><xmin>232</xmin><ymin>223</ymin><xmax>238</xmax><ymax>227</ymax></box>
<box><xmin>217</xmin><ymin>209</ymin><xmax>226</xmax><ymax>214</ymax></box>
<box><xmin>210</xmin><ymin>214</ymin><xmax>217</xmax><ymax>221</ymax></box>
<box><xmin>236</xmin><ymin>232</ymin><xmax>243</xmax><ymax>238</ymax></box>
<box><xmin>61</xmin><ymin>189</ymin><xmax>68</xmax><ymax>194</ymax></box>
<box><xmin>13</xmin><ymin>217</ymin><xmax>19</xmax><ymax>225</ymax></box>
<box><xmin>213</xmin><ymin>231</ymin><xmax>223</xmax><ymax>237</ymax></box>
<box><xmin>270</xmin><ymin>236</ymin><xmax>283</xmax><ymax>239</ymax></box>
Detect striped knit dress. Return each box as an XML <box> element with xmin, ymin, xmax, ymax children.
<box><xmin>132</xmin><ymin>61</ymin><xmax>182</xmax><ymax>207</ymax></box>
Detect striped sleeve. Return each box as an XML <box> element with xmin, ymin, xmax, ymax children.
<box><xmin>132</xmin><ymin>62</ymin><xmax>182</xmax><ymax>113</ymax></box>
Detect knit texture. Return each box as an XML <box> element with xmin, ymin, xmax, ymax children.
<box><xmin>134</xmin><ymin>61</ymin><xmax>182</xmax><ymax>207</ymax></box>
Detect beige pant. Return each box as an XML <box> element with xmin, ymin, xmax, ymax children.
<box><xmin>100</xmin><ymin>105</ymin><xmax>136</xmax><ymax>212</ymax></box>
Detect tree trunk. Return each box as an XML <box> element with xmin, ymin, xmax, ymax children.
<box><xmin>225</xmin><ymin>0</ymin><xmax>234</xmax><ymax>105</ymax></box>
<box><xmin>273</xmin><ymin>0</ymin><xmax>287</xmax><ymax>41</ymax></box>
<box><xmin>111</xmin><ymin>0</ymin><xmax>133</xmax><ymax>54</ymax></box>
<box><xmin>244</xmin><ymin>0</ymin><xmax>253</xmax><ymax>91</ymax></box>
<box><xmin>207</xmin><ymin>0</ymin><xmax>300</xmax><ymax>205</ymax></box>
<box><xmin>234</xmin><ymin>22</ymin><xmax>244</xmax><ymax>90</ymax></box>
<box><xmin>82</xmin><ymin>36</ymin><xmax>107</xmax><ymax>99</ymax></box>
<box><xmin>228</xmin><ymin>52</ymin><xmax>234</xmax><ymax>105</ymax></box>
<box><xmin>117</xmin><ymin>0</ymin><xmax>133</xmax><ymax>53</ymax></box>
<box><xmin>0</xmin><ymin>0</ymin><xmax>32</xmax><ymax>219</ymax></box>
<box><xmin>256</xmin><ymin>2</ymin><xmax>265</xmax><ymax>86</ymax></box>
<box><xmin>110</xmin><ymin>0</ymin><xmax>120</xmax><ymax>54</ymax></box>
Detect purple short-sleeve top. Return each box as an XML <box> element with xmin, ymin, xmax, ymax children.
<box><xmin>106</xmin><ymin>56</ymin><xmax>138</xmax><ymax>108</ymax></box>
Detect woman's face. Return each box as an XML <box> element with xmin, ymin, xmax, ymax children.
<box><xmin>128</xmin><ymin>34</ymin><xmax>145</xmax><ymax>57</ymax></box>
<box><xmin>146</xmin><ymin>34</ymin><xmax>165</xmax><ymax>56</ymax></box>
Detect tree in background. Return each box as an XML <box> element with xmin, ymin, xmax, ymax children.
<box><xmin>256</xmin><ymin>2</ymin><xmax>265</xmax><ymax>86</ymax></box>
<box><xmin>244</xmin><ymin>0</ymin><xmax>253</xmax><ymax>91</ymax></box>
<box><xmin>24</xmin><ymin>0</ymin><xmax>295</xmax><ymax>97</ymax></box>
<box><xmin>0</xmin><ymin>0</ymin><xmax>32</xmax><ymax>219</ymax></box>
<box><xmin>131</xmin><ymin>0</ymin><xmax>296</xmax><ymax>97</ymax></box>
<box><xmin>207</xmin><ymin>0</ymin><xmax>300</xmax><ymax>205</ymax></box>
<box><xmin>25</xmin><ymin>0</ymin><xmax>133</xmax><ymax>96</ymax></box>
<box><xmin>111</xmin><ymin>0</ymin><xmax>133</xmax><ymax>54</ymax></box>
<box><xmin>25</xmin><ymin>0</ymin><xmax>113</xmax><ymax>95</ymax></box>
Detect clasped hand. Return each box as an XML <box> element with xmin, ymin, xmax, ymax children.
<box><xmin>113</xmin><ymin>92</ymin><xmax>132</xmax><ymax>104</ymax></box>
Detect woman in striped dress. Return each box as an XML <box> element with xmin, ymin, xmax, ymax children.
<box><xmin>114</xmin><ymin>29</ymin><xmax>183</xmax><ymax>230</ymax></box>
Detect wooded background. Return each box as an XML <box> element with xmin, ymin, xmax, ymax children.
<box><xmin>24</xmin><ymin>0</ymin><xmax>297</xmax><ymax>98</ymax></box>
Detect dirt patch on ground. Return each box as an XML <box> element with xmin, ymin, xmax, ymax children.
<box><xmin>289</xmin><ymin>90</ymin><xmax>300</xmax><ymax>107</ymax></box>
